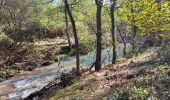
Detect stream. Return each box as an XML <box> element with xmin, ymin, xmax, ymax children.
<box><xmin>0</xmin><ymin>44</ymin><xmax>132</xmax><ymax>100</ymax></box>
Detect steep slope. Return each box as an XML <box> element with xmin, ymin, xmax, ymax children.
<box><xmin>50</xmin><ymin>47</ymin><xmax>170</xmax><ymax>100</ymax></box>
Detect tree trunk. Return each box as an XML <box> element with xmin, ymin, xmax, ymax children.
<box><xmin>132</xmin><ymin>23</ymin><xmax>137</xmax><ymax>52</ymax></box>
<box><xmin>64</xmin><ymin>4</ymin><xmax>71</xmax><ymax>48</ymax></box>
<box><xmin>110</xmin><ymin>0</ymin><xmax>116</xmax><ymax>64</ymax></box>
<box><xmin>116</xmin><ymin>24</ymin><xmax>127</xmax><ymax>56</ymax></box>
<box><xmin>130</xmin><ymin>4</ymin><xmax>137</xmax><ymax>52</ymax></box>
<box><xmin>95</xmin><ymin>0</ymin><xmax>103</xmax><ymax>71</ymax></box>
<box><xmin>64</xmin><ymin>0</ymin><xmax>80</xmax><ymax>75</ymax></box>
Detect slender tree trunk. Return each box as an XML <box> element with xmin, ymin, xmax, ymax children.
<box><xmin>116</xmin><ymin>24</ymin><xmax>127</xmax><ymax>56</ymax></box>
<box><xmin>123</xmin><ymin>29</ymin><xmax>127</xmax><ymax>56</ymax></box>
<box><xmin>132</xmin><ymin>23</ymin><xmax>137</xmax><ymax>52</ymax></box>
<box><xmin>155</xmin><ymin>0</ymin><xmax>162</xmax><ymax>45</ymax></box>
<box><xmin>64</xmin><ymin>0</ymin><xmax>80</xmax><ymax>75</ymax></box>
<box><xmin>130</xmin><ymin>4</ymin><xmax>137</xmax><ymax>52</ymax></box>
<box><xmin>123</xmin><ymin>42</ymin><xmax>126</xmax><ymax>56</ymax></box>
<box><xmin>64</xmin><ymin>4</ymin><xmax>71</xmax><ymax>48</ymax></box>
<box><xmin>110</xmin><ymin>0</ymin><xmax>116</xmax><ymax>64</ymax></box>
<box><xmin>95</xmin><ymin>0</ymin><xmax>103</xmax><ymax>71</ymax></box>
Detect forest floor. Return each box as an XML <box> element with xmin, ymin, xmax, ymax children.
<box><xmin>50</xmin><ymin>47</ymin><xmax>170</xmax><ymax>100</ymax></box>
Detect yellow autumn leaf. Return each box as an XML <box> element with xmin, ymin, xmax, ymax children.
<box><xmin>163</xmin><ymin>2</ymin><xmax>169</xmax><ymax>8</ymax></box>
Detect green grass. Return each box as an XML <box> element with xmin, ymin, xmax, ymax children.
<box><xmin>0</xmin><ymin>69</ymin><xmax>18</xmax><ymax>79</ymax></box>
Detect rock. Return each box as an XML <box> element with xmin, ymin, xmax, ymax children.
<box><xmin>41</xmin><ymin>61</ymin><xmax>54</xmax><ymax>66</ymax></box>
<box><xmin>167</xmin><ymin>70</ymin><xmax>170</xmax><ymax>76</ymax></box>
<box><xmin>24</xmin><ymin>65</ymin><xmax>37</xmax><ymax>71</ymax></box>
<box><xmin>25</xmin><ymin>66</ymin><xmax>33</xmax><ymax>71</ymax></box>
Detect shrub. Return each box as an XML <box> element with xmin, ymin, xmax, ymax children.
<box><xmin>0</xmin><ymin>33</ymin><xmax>13</xmax><ymax>47</ymax></box>
<box><xmin>104</xmin><ymin>86</ymin><xmax>151</xmax><ymax>100</ymax></box>
<box><xmin>0</xmin><ymin>33</ymin><xmax>34</xmax><ymax>66</ymax></box>
<box><xmin>0</xmin><ymin>33</ymin><xmax>13</xmax><ymax>63</ymax></box>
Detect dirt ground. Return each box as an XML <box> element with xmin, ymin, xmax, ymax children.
<box><xmin>50</xmin><ymin>47</ymin><xmax>170</xmax><ymax>100</ymax></box>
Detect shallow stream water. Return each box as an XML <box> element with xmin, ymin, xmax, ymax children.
<box><xmin>0</xmin><ymin>44</ymin><xmax>131</xmax><ymax>99</ymax></box>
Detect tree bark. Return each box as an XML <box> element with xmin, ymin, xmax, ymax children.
<box><xmin>64</xmin><ymin>0</ymin><xmax>80</xmax><ymax>75</ymax></box>
<box><xmin>130</xmin><ymin>4</ymin><xmax>137</xmax><ymax>52</ymax></box>
<box><xmin>64</xmin><ymin>4</ymin><xmax>71</xmax><ymax>48</ymax></box>
<box><xmin>110</xmin><ymin>0</ymin><xmax>116</xmax><ymax>64</ymax></box>
<box><xmin>95</xmin><ymin>0</ymin><xmax>103</xmax><ymax>71</ymax></box>
<box><xmin>132</xmin><ymin>23</ymin><xmax>137</xmax><ymax>52</ymax></box>
<box><xmin>116</xmin><ymin>24</ymin><xmax>127</xmax><ymax>56</ymax></box>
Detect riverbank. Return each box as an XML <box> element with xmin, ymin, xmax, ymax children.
<box><xmin>0</xmin><ymin>41</ymin><xmax>168</xmax><ymax>99</ymax></box>
<box><xmin>0</xmin><ymin>43</ymin><xmax>132</xmax><ymax>99</ymax></box>
<box><xmin>0</xmin><ymin>37</ymin><xmax>71</xmax><ymax>82</ymax></box>
<box><xmin>50</xmin><ymin>47</ymin><xmax>170</xmax><ymax>100</ymax></box>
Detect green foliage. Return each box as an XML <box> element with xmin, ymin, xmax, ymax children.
<box><xmin>155</xmin><ymin>65</ymin><xmax>169</xmax><ymax>80</ymax></box>
<box><xmin>0</xmin><ymin>69</ymin><xmax>17</xmax><ymax>77</ymax></box>
<box><xmin>117</xmin><ymin>0</ymin><xmax>170</xmax><ymax>37</ymax></box>
<box><xmin>0</xmin><ymin>33</ymin><xmax>13</xmax><ymax>43</ymax></box>
<box><xmin>105</xmin><ymin>86</ymin><xmax>151</xmax><ymax>100</ymax></box>
<box><xmin>78</xmin><ymin>32</ymin><xmax>96</xmax><ymax>54</ymax></box>
<box><xmin>136</xmin><ymin>1</ymin><xmax>170</xmax><ymax>36</ymax></box>
<box><xmin>38</xmin><ymin>4</ymin><xmax>64</xmax><ymax>29</ymax></box>
<box><xmin>129</xmin><ymin>86</ymin><xmax>151</xmax><ymax>99</ymax></box>
<box><xmin>0</xmin><ymin>33</ymin><xmax>13</xmax><ymax>48</ymax></box>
